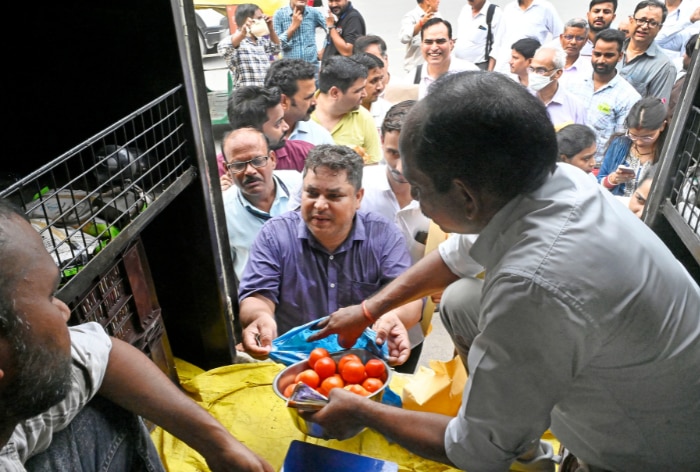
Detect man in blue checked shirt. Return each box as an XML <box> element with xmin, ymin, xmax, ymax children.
<box><xmin>274</xmin><ymin>0</ymin><xmax>327</xmax><ymax>72</ymax></box>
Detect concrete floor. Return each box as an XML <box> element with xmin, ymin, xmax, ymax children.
<box><xmin>416</xmin><ymin>309</ymin><xmax>456</xmax><ymax>370</ymax></box>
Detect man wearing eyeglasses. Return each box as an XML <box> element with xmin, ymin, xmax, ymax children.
<box><xmin>619</xmin><ymin>0</ymin><xmax>676</xmax><ymax>103</ymax></box>
<box><xmin>528</xmin><ymin>47</ymin><xmax>588</xmax><ymax>130</ymax></box>
<box><xmin>556</xmin><ymin>18</ymin><xmax>593</xmax><ymax>88</ymax></box>
<box><xmin>412</xmin><ymin>18</ymin><xmax>478</xmax><ymax>100</ymax></box>
<box><xmin>569</xmin><ymin>29</ymin><xmax>642</xmax><ymax>164</ymax></box>
<box><xmin>221</xmin><ymin>127</ymin><xmax>302</xmax><ymax>281</ymax></box>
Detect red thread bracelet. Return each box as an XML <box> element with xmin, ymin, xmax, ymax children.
<box><xmin>361</xmin><ymin>300</ymin><xmax>375</xmax><ymax>323</ymax></box>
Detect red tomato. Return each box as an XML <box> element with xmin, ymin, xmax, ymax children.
<box><xmin>294</xmin><ymin>369</ymin><xmax>320</xmax><ymax>389</ymax></box>
<box><xmin>313</xmin><ymin>356</ymin><xmax>337</xmax><ymax>380</ymax></box>
<box><xmin>345</xmin><ymin>383</ymin><xmax>371</xmax><ymax>396</ymax></box>
<box><xmin>283</xmin><ymin>382</ymin><xmax>297</xmax><ymax>398</ymax></box>
<box><xmin>308</xmin><ymin>347</ymin><xmax>330</xmax><ymax>369</ymax></box>
<box><xmin>319</xmin><ymin>374</ymin><xmax>345</xmax><ymax>396</ymax></box>
<box><xmin>362</xmin><ymin>377</ymin><xmax>384</xmax><ymax>393</ymax></box>
<box><xmin>337</xmin><ymin>354</ymin><xmax>362</xmax><ymax>372</ymax></box>
<box><xmin>364</xmin><ymin>359</ymin><xmax>386</xmax><ymax>379</ymax></box>
<box><xmin>340</xmin><ymin>360</ymin><xmax>366</xmax><ymax>384</ymax></box>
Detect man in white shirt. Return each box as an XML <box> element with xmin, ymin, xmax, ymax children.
<box><xmin>410</xmin><ymin>18</ymin><xmax>478</xmax><ymax>99</ymax></box>
<box><xmin>656</xmin><ymin>0</ymin><xmax>700</xmax><ymax>59</ymax></box>
<box><xmin>581</xmin><ymin>0</ymin><xmax>618</xmax><ymax>57</ymax></box>
<box><xmin>556</xmin><ymin>18</ymin><xmax>594</xmax><ymax>88</ymax></box>
<box><xmin>399</xmin><ymin>0</ymin><xmax>442</xmax><ymax>74</ymax></box>
<box><xmin>354</xmin><ymin>52</ymin><xmax>393</xmax><ymax>139</ymax></box>
<box><xmin>308</xmin><ymin>70</ymin><xmax>700</xmax><ymax>472</ymax></box>
<box><xmin>454</xmin><ymin>0</ymin><xmax>502</xmax><ymax>70</ymax></box>
<box><xmin>494</xmin><ymin>0</ymin><xmax>563</xmax><ymax>73</ymax></box>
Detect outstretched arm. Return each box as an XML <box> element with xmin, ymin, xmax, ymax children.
<box><xmin>239</xmin><ymin>294</ymin><xmax>278</xmax><ymax>357</ymax></box>
<box><xmin>99</xmin><ymin>338</ymin><xmax>274</xmax><ymax>472</ymax></box>
<box><xmin>309</xmin><ymin>250</ymin><xmax>459</xmax><ymax>347</ymax></box>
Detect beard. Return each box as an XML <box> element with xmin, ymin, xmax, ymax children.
<box><xmin>1</xmin><ymin>333</ymin><xmax>72</xmax><ymax>422</ymax></box>
<box><xmin>269</xmin><ymin>136</ymin><xmax>287</xmax><ymax>151</ymax></box>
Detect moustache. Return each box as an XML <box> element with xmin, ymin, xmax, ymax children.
<box><xmin>307</xmin><ymin>103</ymin><xmax>316</xmax><ymax>115</ymax></box>
<box><xmin>242</xmin><ymin>176</ymin><xmax>263</xmax><ymax>186</ymax></box>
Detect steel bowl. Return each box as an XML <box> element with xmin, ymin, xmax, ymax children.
<box><xmin>272</xmin><ymin>348</ymin><xmax>392</xmax><ymax>439</ymax></box>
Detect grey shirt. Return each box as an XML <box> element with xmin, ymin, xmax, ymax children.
<box><xmin>619</xmin><ymin>39</ymin><xmax>676</xmax><ymax>103</ymax></box>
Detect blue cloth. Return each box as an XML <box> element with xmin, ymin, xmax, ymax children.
<box><xmin>597</xmin><ymin>136</ymin><xmax>633</xmax><ymax>196</ymax></box>
<box><xmin>25</xmin><ymin>396</ymin><xmax>164</xmax><ymax>472</ymax></box>
<box><xmin>289</xmin><ymin>119</ymin><xmax>335</xmax><ymax>146</ymax></box>
<box><xmin>238</xmin><ymin>210</ymin><xmax>411</xmax><ymax>335</ymax></box>
<box><xmin>274</xmin><ymin>5</ymin><xmax>326</xmax><ymax>65</ymax></box>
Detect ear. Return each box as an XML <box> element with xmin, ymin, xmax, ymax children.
<box><xmin>355</xmin><ymin>187</ymin><xmax>365</xmax><ymax>208</ymax></box>
<box><xmin>269</xmin><ymin>150</ymin><xmax>277</xmax><ymax>170</ymax></box>
<box><xmin>329</xmin><ymin>85</ymin><xmax>341</xmax><ymax>100</ymax></box>
<box><xmin>553</xmin><ymin>68</ymin><xmax>563</xmax><ymax>80</ymax></box>
<box><xmin>451</xmin><ymin>179</ymin><xmax>478</xmax><ymax>221</ymax></box>
<box><xmin>280</xmin><ymin>94</ymin><xmax>291</xmax><ymax>111</ymax></box>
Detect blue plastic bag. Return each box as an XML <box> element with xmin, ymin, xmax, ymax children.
<box><xmin>269</xmin><ymin>317</ymin><xmax>388</xmax><ymax>366</ymax></box>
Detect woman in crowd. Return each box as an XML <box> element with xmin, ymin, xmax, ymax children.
<box><xmin>556</xmin><ymin>123</ymin><xmax>597</xmax><ymax>177</ymax></box>
<box><xmin>598</xmin><ymin>97</ymin><xmax>668</xmax><ymax>197</ymax></box>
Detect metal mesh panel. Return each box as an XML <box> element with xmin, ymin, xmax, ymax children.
<box><xmin>0</xmin><ymin>87</ymin><xmax>191</xmax><ymax>285</ymax></box>
<box><xmin>669</xmin><ymin>105</ymin><xmax>700</xmax><ymax>235</ymax></box>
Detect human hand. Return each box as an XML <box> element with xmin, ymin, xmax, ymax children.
<box><xmin>691</xmin><ymin>7</ymin><xmax>700</xmax><ymax>23</ymax></box>
<box><xmin>372</xmin><ymin>312</ymin><xmax>411</xmax><ymax>366</ymax></box>
<box><xmin>220</xmin><ymin>173</ymin><xmax>233</xmax><ymax>191</ymax></box>
<box><xmin>610</xmin><ymin>166</ymin><xmax>635</xmax><ymax>185</ymax></box>
<box><xmin>303</xmin><ymin>388</ymin><xmax>368</xmax><ymax>440</ymax></box>
<box><xmin>291</xmin><ymin>8</ymin><xmax>303</xmax><ymax>28</ymax></box>
<box><xmin>241</xmin><ymin>316</ymin><xmax>277</xmax><ymax>358</ymax></box>
<box><xmin>205</xmin><ymin>441</ymin><xmax>275</xmax><ymax>472</ymax></box>
<box><xmin>262</xmin><ymin>14</ymin><xmax>273</xmax><ymax>26</ymax></box>
<box><xmin>306</xmin><ymin>304</ymin><xmax>371</xmax><ymax>348</ymax></box>
<box><xmin>430</xmin><ymin>291</ymin><xmax>443</xmax><ymax>305</ymax></box>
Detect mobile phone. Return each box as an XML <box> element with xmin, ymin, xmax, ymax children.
<box><xmin>618</xmin><ymin>165</ymin><xmax>635</xmax><ymax>174</ymax></box>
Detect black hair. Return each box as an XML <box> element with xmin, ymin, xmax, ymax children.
<box><xmin>318</xmin><ymin>55</ymin><xmax>368</xmax><ymax>94</ymax></box>
<box><xmin>589</xmin><ymin>0</ymin><xmax>617</xmax><ymax>12</ymax></box>
<box><xmin>0</xmin><ymin>199</ymin><xmax>28</xmax><ymax>338</ymax></box>
<box><xmin>350</xmin><ymin>52</ymin><xmax>384</xmax><ymax>72</ymax></box>
<box><xmin>595</xmin><ymin>28</ymin><xmax>626</xmax><ymax>51</ymax></box>
<box><xmin>421</xmin><ymin>18</ymin><xmax>452</xmax><ymax>39</ymax></box>
<box><xmin>303</xmin><ymin>144</ymin><xmax>364</xmax><ymax>191</ymax></box>
<box><xmin>557</xmin><ymin>124</ymin><xmax>597</xmax><ymax>160</ymax></box>
<box><xmin>264</xmin><ymin>58</ymin><xmax>316</xmax><ymax>98</ymax></box>
<box><xmin>381</xmin><ymin>100</ymin><xmax>416</xmax><ymax>137</ymax></box>
<box><xmin>227</xmin><ymin>86</ymin><xmax>282</xmax><ymax>130</ymax></box>
<box><xmin>624</xmin><ymin>97</ymin><xmax>668</xmax><ymax>164</ymax></box>
<box><xmin>400</xmin><ymin>71</ymin><xmax>557</xmax><ymax>199</ymax></box>
<box><xmin>633</xmin><ymin>0</ymin><xmax>668</xmax><ymax>23</ymax></box>
<box><xmin>353</xmin><ymin>35</ymin><xmax>388</xmax><ymax>58</ymax></box>
<box><xmin>235</xmin><ymin>3</ymin><xmax>261</xmax><ymax>28</ymax></box>
<box><xmin>511</xmin><ymin>37</ymin><xmax>541</xmax><ymax>59</ymax></box>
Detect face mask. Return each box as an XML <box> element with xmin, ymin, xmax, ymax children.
<box><xmin>249</xmin><ymin>19</ymin><xmax>270</xmax><ymax>38</ymax></box>
<box><xmin>527</xmin><ymin>72</ymin><xmax>553</xmax><ymax>92</ymax></box>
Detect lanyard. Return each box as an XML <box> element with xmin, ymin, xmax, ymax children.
<box><xmin>237</xmin><ymin>176</ymin><xmax>290</xmax><ymax>222</ymax></box>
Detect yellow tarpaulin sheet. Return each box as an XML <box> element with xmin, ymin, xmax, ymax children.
<box><xmin>151</xmin><ymin>358</ymin><xmax>558</xmax><ymax>472</ymax></box>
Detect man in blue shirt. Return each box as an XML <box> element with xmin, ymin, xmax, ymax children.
<box><xmin>273</xmin><ymin>0</ymin><xmax>327</xmax><ymax>71</ymax></box>
<box><xmin>237</xmin><ymin>144</ymin><xmax>422</xmax><ymax>366</ymax></box>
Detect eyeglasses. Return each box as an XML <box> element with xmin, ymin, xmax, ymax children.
<box><xmin>625</xmin><ymin>130</ymin><xmax>660</xmax><ymax>143</ymax></box>
<box><xmin>527</xmin><ymin>66</ymin><xmax>558</xmax><ymax>75</ymax></box>
<box><xmin>562</xmin><ymin>34</ymin><xmax>587</xmax><ymax>42</ymax></box>
<box><xmin>422</xmin><ymin>38</ymin><xmax>449</xmax><ymax>46</ymax></box>
<box><xmin>631</xmin><ymin>17</ymin><xmax>662</xmax><ymax>28</ymax></box>
<box><xmin>225</xmin><ymin>155</ymin><xmax>269</xmax><ymax>174</ymax></box>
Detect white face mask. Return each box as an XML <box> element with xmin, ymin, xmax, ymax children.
<box><xmin>527</xmin><ymin>72</ymin><xmax>553</xmax><ymax>92</ymax></box>
<box><xmin>248</xmin><ymin>18</ymin><xmax>270</xmax><ymax>38</ymax></box>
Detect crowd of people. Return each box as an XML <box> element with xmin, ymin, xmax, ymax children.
<box><xmin>3</xmin><ymin>1</ymin><xmax>699</xmax><ymax>471</ymax></box>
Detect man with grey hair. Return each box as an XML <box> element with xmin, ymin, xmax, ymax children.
<box><xmin>529</xmin><ymin>47</ymin><xmax>588</xmax><ymax>129</ymax></box>
<box><xmin>237</xmin><ymin>144</ymin><xmax>423</xmax><ymax>365</ymax></box>
<box><xmin>557</xmin><ymin>18</ymin><xmax>593</xmax><ymax>87</ymax></box>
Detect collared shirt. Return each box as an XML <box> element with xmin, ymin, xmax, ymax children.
<box><xmin>273</xmin><ymin>139</ymin><xmax>315</xmax><ymax>172</ymax></box>
<box><xmin>217</xmin><ymin>35</ymin><xmax>280</xmax><ymax>89</ymax></box>
<box><xmin>368</xmin><ymin>97</ymin><xmax>394</xmax><ymax>140</ymax></box>
<box><xmin>415</xmin><ymin>58</ymin><xmax>480</xmax><ymax>99</ymax></box>
<box><xmin>655</xmin><ymin>0</ymin><xmax>700</xmax><ymax>59</ymax></box>
<box><xmin>454</xmin><ymin>1</ymin><xmax>502</xmax><ymax>64</ymax></box>
<box><xmin>494</xmin><ymin>0</ymin><xmax>563</xmax><ymax>74</ymax></box>
<box><xmin>580</xmin><ymin>38</ymin><xmax>593</xmax><ymax>57</ymax></box>
<box><xmin>222</xmin><ymin>170</ymin><xmax>302</xmax><ymax>280</ymax></box>
<box><xmin>273</xmin><ymin>5</ymin><xmax>327</xmax><ymax>64</ymax></box>
<box><xmin>538</xmin><ymin>83</ymin><xmax>588</xmax><ymax>129</ymax></box>
<box><xmin>288</xmin><ymin>119</ymin><xmax>335</xmax><ymax>146</ymax></box>
<box><xmin>311</xmin><ymin>106</ymin><xmax>381</xmax><ymax>164</ymax></box>
<box><xmin>568</xmin><ymin>72</ymin><xmax>641</xmax><ymax>163</ymax></box>
<box><xmin>399</xmin><ymin>5</ymin><xmax>442</xmax><ymax>73</ymax></box>
<box><xmin>1</xmin><ymin>323</ymin><xmax>112</xmax><ymax>471</ymax></box>
<box><xmin>558</xmin><ymin>54</ymin><xmax>593</xmax><ymax>90</ymax></box>
<box><xmin>442</xmin><ymin>163</ymin><xmax>700</xmax><ymax>471</ymax></box>
<box><xmin>360</xmin><ymin>165</ymin><xmax>431</xmax><ymax>264</ymax></box>
<box><xmin>238</xmin><ymin>210</ymin><xmax>411</xmax><ymax>335</ymax></box>
<box><xmin>321</xmin><ymin>2</ymin><xmax>365</xmax><ymax>61</ymax></box>
<box><xmin>619</xmin><ymin>39</ymin><xmax>676</xmax><ymax>103</ymax></box>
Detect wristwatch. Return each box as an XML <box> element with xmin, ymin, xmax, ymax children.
<box><xmin>329</xmin><ymin>25</ymin><xmax>336</xmax><ymax>29</ymax></box>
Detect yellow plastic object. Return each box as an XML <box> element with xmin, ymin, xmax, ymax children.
<box><xmin>401</xmin><ymin>356</ymin><xmax>466</xmax><ymax>417</ymax></box>
<box><xmin>194</xmin><ymin>0</ymin><xmax>286</xmax><ymax>17</ymax></box>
